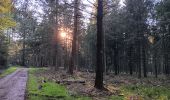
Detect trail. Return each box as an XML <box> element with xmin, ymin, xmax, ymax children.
<box><xmin>0</xmin><ymin>68</ymin><xmax>28</xmax><ymax>100</ymax></box>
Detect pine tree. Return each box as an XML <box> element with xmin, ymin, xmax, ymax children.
<box><xmin>95</xmin><ymin>0</ymin><xmax>104</xmax><ymax>89</ymax></box>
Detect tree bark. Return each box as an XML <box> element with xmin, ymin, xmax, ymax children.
<box><xmin>128</xmin><ymin>46</ymin><xmax>133</xmax><ymax>75</ymax></box>
<box><xmin>69</xmin><ymin>0</ymin><xmax>78</xmax><ymax>74</ymax></box>
<box><xmin>138</xmin><ymin>40</ymin><xmax>142</xmax><ymax>78</ymax></box>
<box><xmin>142</xmin><ymin>44</ymin><xmax>147</xmax><ymax>77</ymax></box>
<box><xmin>154</xmin><ymin>52</ymin><xmax>158</xmax><ymax>78</ymax></box>
<box><xmin>95</xmin><ymin>0</ymin><xmax>104</xmax><ymax>89</ymax></box>
<box><xmin>114</xmin><ymin>46</ymin><xmax>118</xmax><ymax>75</ymax></box>
<box><xmin>22</xmin><ymin>30</ymin><xmax>26</xmax><ymax>66</ymax></box>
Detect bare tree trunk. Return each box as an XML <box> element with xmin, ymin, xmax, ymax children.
<box><xmin>95</xmin><ymin>0</ymin><xmax>104</xmax><ymax>89</ymax></box>
<box><xmin>103</xmin><ymin>26</ymin><xmax>107</xmax><ymax>74</ymax></box>
<box><xmin>128</xmin><ymin>46</ymin><xmax>133</xmax><ymax>75</ymax></box>
<box><xmin>138</xmin><ymin>41</ymin><xmax>142</xmax><ymax>78</ymax></box>
<box><xmin>22</xmin><ymin>30</ymin><xmax>26</xmax><ymax>66</ymax></box>
<box><xmin>154</xmin><ymin>51</ymin><xmax>158</xmax><ymax>78</ymax></box>
<box><xmin>142</xmin><ymin>44</ymin><xmax>147</xmax><ymax>77</ymax></box>
<box><xmin>69</xmin><ymin>0</ymin><xmax>79</xmax><ymax>74</ymax></box>
<box><xmin>114</xmin><ymin>46</ymin><xmax>118</xmax><ymax>75</ymax></box>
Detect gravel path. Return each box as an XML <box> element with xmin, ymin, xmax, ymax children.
<box><xmin>0</xmin><ymin>68</ymin><xmax>28</xmax><ymax>100</ymax></box>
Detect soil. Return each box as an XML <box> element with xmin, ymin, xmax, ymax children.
<box><xmin>0</xmin><ymin>68</ymin><xmax>28</xmax><ymax>100</ymax></box>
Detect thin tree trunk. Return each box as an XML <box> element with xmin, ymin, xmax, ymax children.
<box><xmin>114</xmin><ymin>47</ymin><xmax>118</xmax><ymax>75</ymax></box>
<box><xmin>22</xmin><ymin>30</ymin><xmax>26</xmax><ymax>66</ymax></box>
<box><xmin>154</xmin><ymin>52</ymin><xmax>158</xmax><ymax>78</ymax></box>
<box><xmin>129</xmin><ymin>46</ymin><xmax>133</xmax><ymax>75</ymax></box>
<box><xmin>138</xmin><ymin>40</ymin><xmax>142</xmax><ymax>78</ymax></box>
<box><xmin>142</xmin><ymin>44</ymin><xmax>147</xmax><ymax>77</ymax></box>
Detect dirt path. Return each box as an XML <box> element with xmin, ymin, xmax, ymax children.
<box><xmin>0</xmin><ymin>68</ymin><xmax>28</xmax><ymax>100</ymax></box>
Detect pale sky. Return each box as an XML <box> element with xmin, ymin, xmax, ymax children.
<box><xmin>120</xmin><ymin>0</ymin><xmax>125</xmax><ymax>5</ymax></box>
<box><xmin>82</xmin><ymin>0</ymin><xmax>125</xmax><ymax>23</ymax></box>
<box><xmin>23</xmin><ymin>0</ymin><xmax>125</xmax><ymax>23</ymax></box>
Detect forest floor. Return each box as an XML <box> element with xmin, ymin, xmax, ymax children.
<box><xmin>0</xmin><ymin>67</ymin><xmax>169</xmax><ymax>100</ymax></box>
<box><xmin>0</xmin><ymin>68</ymin><xmax>28</xmax><ymax>100</ymax></box>
<box><xmin>27</xmin><ymin>68</ymin><xmax>170</xmax><ymax>100</ymax></box>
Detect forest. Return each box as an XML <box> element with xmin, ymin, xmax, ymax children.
<box><xmin>0</xmin><ymin>0</ymin><xmax>170</xmax><ymax>100</ymax></box>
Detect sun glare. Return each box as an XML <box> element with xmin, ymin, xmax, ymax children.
<box><xmin>60</xmin><ymin>32</ymin><xmax>67</xmax><ymax>38</ymax></box>
<box><xmin>148</xmin><ymin>36</ymin><xmax>154</xmax><ymax>44</ymax></box>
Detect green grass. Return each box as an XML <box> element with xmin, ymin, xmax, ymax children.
<box><xmin>109</xmin><ymin>96</ymin><xmax>124</xmax><ymax>100</ymax></box>
<box><xmin>121</xmin><ymin>85</ymin><xmax>170</xmax><ymax>100</ymax></box>
<box><xmin>28</xmin><ymin>74</ymin><xmax>68</xmax><ymax>98</ymax></box>
<box><xmin>0</xmin><ymin>67</ymin><xmax>17</xmax><ymax>77</ymax></box>
<box><xmin>27</xmin><ymin>68</ymin><xmax>91</xmax><ymax>100</ymax></box>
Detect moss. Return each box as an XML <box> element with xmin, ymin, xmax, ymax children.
<box><xmin>0</xmin><ymin>67</ymin><xmax>17</xmax><ymax>77</ymax></box>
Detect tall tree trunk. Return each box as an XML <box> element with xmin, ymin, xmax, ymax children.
<box><xmin>95</xmin><ymin>0</ymin><xmax>104</xmax><ymax>89</ymax></box>
<box><xmin>138</xmin><ymin>40</ymin><xmax>142</xmax><ymax>78</ymax></box>
<box><xmin>154</xmin><ymin>52</ymin><xmax>158</xmax><ymax>78</ymax></box>
<box><xmin>103</xmin><ymin>25</ymin><xmax>107</xmax><ymax>74</ymax></box>
<box><xmin>166</xmin><ymin>24</ymin><xmax>170</xmax><ymax>75</ymax></box>
<box><xmin>114</xmin><ymin>47</ymin><xmax>118</xmax><ymax>75</ymax></box>
<box><xmin>53</xmin><ymin>0</ymin><xmax>59</xmax><ymax>69</ymax></box>
<box><xmin>22</xmin><ymin>30</ymin><xmax>26</xmax><ymax>66</ymax></box>
<box><xmin>128</xmin><ymin>46</ymin><xmax>133</xmax><ymax>75</ymax></box>
<box><xmin>53</xmin><ymin>49</ymin><xmax>57</xmax><ymax>66</ymax></box>
<box><xmin>69</xmin><ymin>0</ymin><xmax>78</xmax><ymax>74</ymax></box>
<box><xmin>142</xmin><ymin>44</ymin><xmax>147</xmax><ymax>77</ymax></box>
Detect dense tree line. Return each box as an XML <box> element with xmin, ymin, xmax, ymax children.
<box><xmin>6</xmin><ymin>0</ymin><xmax>170</xmax><ymax>89</ymax></box>
<box><xmin>85</xmin><ymin>0</ymin><xmax>170</xmax><ymax>79</ymax></box>
<box><xmin>0</xmin><ymin>0</ymin><xmax>16</xmax><ymax>68</ymax></box>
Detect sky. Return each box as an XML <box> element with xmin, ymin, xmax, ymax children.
<box><xmin>82</xmin><ymin>0</ymin><xmax>125</xmax><ymax>23</ymax></box>
<box><xmin>83</xmin><ymin>0</ymin><xmax>125</xmax><ymax>11</ymax></box>
<box><xmin>22</xmin><ymin>0</ymin><xmax>125</xmax><ymax>23</ymax></box>
<box><xmin>120</xmin><ymin>0</ymin><xmax>125</xmax><ymax>5</ymax></box>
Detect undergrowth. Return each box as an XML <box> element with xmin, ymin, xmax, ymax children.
<box><xmin>27</xmin><ymin>68</ymin><xmax>91</xmax><ymax>100</ymax></box>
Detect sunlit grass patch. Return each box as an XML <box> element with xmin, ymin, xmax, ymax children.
<box><xmin>0</xmin><ymin>67</ymin><xmax>17</xmax><ymax>77</ymax></box>
<box><xmin>27</xmin><ymin>69</ymin><xmax>69</xmax><ymax>100</ymax></box>
<box><xmin>41</xmin><ymin>82</ymin><xmax>68</xmax><ymax>97</ymax></box>
<box><xmin>27</xmin><ymin>68</ymin><xmax>91</xmax><ymax>100</ymax></box>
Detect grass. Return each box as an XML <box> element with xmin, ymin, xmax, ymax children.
<box><xmin>28</xmin><ymin>68</ymin><xmax>170</xmax><ymax>100</ymax></box>
<box><xmin>0</xmin><ymin>67</ymin><xmax>17</xmax><ymax>77</ymax></box>
<box><xmin>27</xmin><ymin>68</ymin><xmax>91</xmax><ymax>100</ymax></box>
<box><xmin>107</xmin><ymin>85</ymin><xmax>170</xmax><ymax>100</ymax></box>
<box><xmin>121</xmin><ymin>85</ymin><xmax>170</xmax><ymax>100</ymax></box>
<box><xmin>109</xmin><ymin>96</ymin><xmax>124</xmax><ymax>100</ymax></box>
